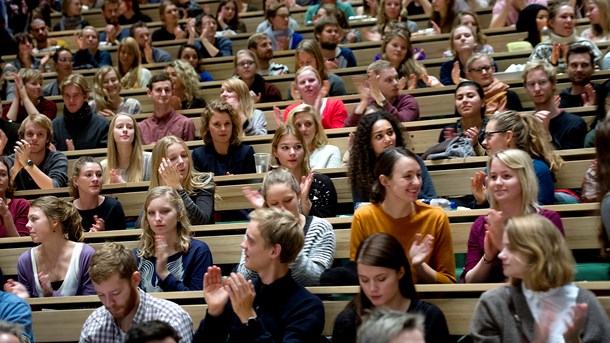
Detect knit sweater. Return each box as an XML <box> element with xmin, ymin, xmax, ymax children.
<box><xmin>471</xmin><ymin>284</ymin><xmax>610</xmax><ymax>342</ymax></box>
<box><xmin>236</xmin><ymin>216</ymin><xmax>335</xmax><ymax>286</ymax></box>
<box><xmin>529</xmin><ymin>32</ymin><xmax>602</xmax><ymax>72</ymax></box>
<box><xmin>310</xmin><ymin>144</ymin><xmax>342</xmax><ymax>169</ymax></box>
<box><xmin>350</xmin><ymin>202</ymin><xmax>456</xmax><ymax>284</ymax></box>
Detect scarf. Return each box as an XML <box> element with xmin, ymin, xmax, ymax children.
<box><xmin>60</xmin><ymin>15</ymin><xmax>83</xmax><ymax>31</ymax></box>
<box><xmin>549</xmin><ymin>30</ymin><xmax>577</xmax><ymax>45</ymax></box>
<box><xmin>63</xmin><ymin>102</ymin><xmax>93</xmax><ymax>133</ymax></box>
<box><xmin>483</xmin><ymin>78</ymin><xmax>510</xmax><ymax>115</ymax></box>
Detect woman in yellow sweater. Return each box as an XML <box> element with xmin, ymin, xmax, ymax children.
<box><xmin>350</xmin><ymin>147</ymin><xmax>456</xmax><ymax>284</ymax></box>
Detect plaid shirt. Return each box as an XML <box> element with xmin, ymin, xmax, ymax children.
<box><xmin>79</xmin><ymin>289</ymin><xmax>193</xmax><ymax>343</ymax></box>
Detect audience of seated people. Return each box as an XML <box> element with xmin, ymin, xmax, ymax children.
<box><xmin>0</xmin><ymin>2</ymin><xmax>609</xmax><ymax>341</ymax></box>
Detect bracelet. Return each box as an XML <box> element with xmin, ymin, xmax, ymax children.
<box><xmin>482</xmin><ymin>255</ymin><xmax>494</xmax><ymax>264</ymax></box>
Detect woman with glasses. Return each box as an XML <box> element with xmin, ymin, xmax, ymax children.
<box><xmin>461</xmin><ymin>149</ymin><xmax>564</xmax><ymax>283</ymax></box>
<box><xmin>234</xmin><ymin>49</ymin><xmax>282</xmax><ymax>103</ymax></box>
<box><xmin>263</xmin><ymin>3</ymin><xmax>303</xmax><ymax>51</ymax></box>
<box><xmin>464</xmin><ymin>53</ymin><xmax>522</xmax><ymax>115</ymax></box>
<box><xmin>43</xmin><ymin>48</ymin><xmax>74</xmax><ymax>97</ymax></box>
<box><xmin>472</xmin><ymin>110</ymin><xmax>564</xmax><ymax>206</ymax></box>
<box><xmin>528</xmin><ymin>1</ymin><xmax>602</xmax><ymax>73</ymax></box>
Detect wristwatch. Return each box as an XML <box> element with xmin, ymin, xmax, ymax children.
<box><xmin>378</xmin><ymin>97</ymin><xmax>388</xmax><ymax>107</ymax></box>
<box><xmin>25</xmin><ymin>160</ymin><xmax>34</xmax><ymax>169</ymax></box>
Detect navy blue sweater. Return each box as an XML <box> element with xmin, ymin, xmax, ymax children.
<box><xmin>194</xmin><ymin>271</ymin><xmax>325</xmax><ymax>342</ymax></box>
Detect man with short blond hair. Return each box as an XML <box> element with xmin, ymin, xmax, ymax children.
<box><xmin>194</xmin><ymin>208</ymin><xmax>324</xmax><ymax>342</ymax></box>
<box><xmin>80</xmin><ymin>242</ymin><xmax>193</xmax><ymax>343</ymax></box>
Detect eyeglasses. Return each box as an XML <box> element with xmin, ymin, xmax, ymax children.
<box><xmin>275</xmin><ymin>14</ymin><xmax>290</xmax><ymax>19</ymax></box>
<box><xmin>483</xmin><ymin>130</ymin><xmax>507</xmax><ymax>141</ymax></box>
<box><xmin>237</xmin><ymin>60</ymin><xmax>255</xmax><ymax>68</ymax></box>
<box><xmin>525</xmin><ymin>79</ymin><xmax>550</xmax><ymax>89</ymax></box>
<box><xmin>469</xmin><ymin>65</ymin><xmax>492</xmax><ymax>73</ymax></box>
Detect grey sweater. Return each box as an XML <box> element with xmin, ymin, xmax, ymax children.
<box><xmin>471</xmin><ymin>284</ymin><xmax>610</xmax><ymax>342</ymax></box>
<box><xmin>236</xmin><ymin>216</ymin><xmax>335</xmax><ymax>286</ymax></box>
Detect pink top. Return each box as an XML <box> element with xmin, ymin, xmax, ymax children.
<box><xmin>492</xmin><ymin>0</ymin><xmax>548</xmax><ymax>26</ymax></box>
<box><xmin>0</xmin><ymin>198</ymin><xmax>30</xmax><ymax>238</ymax></box>
<box><xmin>138</xmin><ymin>110</ymin><xmax>196</xmax><ymax>145</ymax></box>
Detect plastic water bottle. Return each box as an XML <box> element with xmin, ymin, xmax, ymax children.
<box><xmin>430</xmin><ymin>198</ymin><xmax>451</xmax><ymax>211</ymax></box>
<box><xmin>541</xmin><ymin>24</ymin><xmax>550</xmax><ymax>42</ymax></box>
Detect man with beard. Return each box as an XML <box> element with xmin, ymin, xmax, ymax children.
<box><xmin>29</xmin><ymin>19</ymin><xmax>68</xmax><ymax>54</ymax></box>
<box><xmin>99</xmin><ymin>0</ymin><xmax>131</xmax><ymax>45</ymax></box>
<box><xmin>80</xmin><ymin>242</ymin><xmax>193</xmax><ymax>343</ymax></box>
<box><xmin>314</xmin><ymin>18</ymin><xmax>356</xmax><ymax>69</ymax></box>
<box><xmin>559</xmin><ymin>45</ymin><xmax>599</xmax><ymax>109</ymax></box>
<box><xmin>247</xmin><ymin>33</ymin><xmax>289</xmax><ymax>76</ymax></box>
<box><xmin>524</xmin><ymin>60</ymin><xmax>587</xmax><ymax>149</ymax></box>
<box><xmin>465</xmin><ymin>53</ymin><xmax>522</xmax><ymax>115</ymax></box>
<box><xmin>130</xmin><ymin>21</ymin><xmax>172</xmax><ymax>64</ymax></box>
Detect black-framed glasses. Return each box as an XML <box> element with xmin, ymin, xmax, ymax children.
<box><xmin>469</xmin><ymin>65</ymin><xmax>493</xmax><ymax>73</ymax></box>
<box><xmin>483</xmin><ymin>130</ymin><xmax>507</xmax><ymax>141</ymax></box>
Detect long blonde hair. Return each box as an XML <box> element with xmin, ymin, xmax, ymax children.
<box><xmin>118</xmin><ymin>37</ymin><xmax>143</xmax><ymax>89</ymax></box>
<box><xmin>221</xmin><ymin>78</ymin><xmax>254</xmax><ymax>121</ymax></box>
<box><xmin>149</xmin><ymin>136</ymin><xmax>214</xmax><ymax>194</ymax></box>
<box><xmin>167</xmin><ymin>59</ymin><xmax>204</xmax><ymax>106</ymax></box>
<box><xmin>286</xmin><ymin>104</ymin><xmax>328</xmax><ymax>151</ymax></box>
<box><xmin>138</xmin><ymin>186</ymin><xmax>192</xmax><ymax>258</ymax></box>
<box><xmin>103</xmin><ymin>114</ymin><xmax>146</xmax><ymax>184</ymax></box>
<box><xmin>93</xmin><ymin>66</ymin><xmax>122</xmax><ymax>112</ymax></box>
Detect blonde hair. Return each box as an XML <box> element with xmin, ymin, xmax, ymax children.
<box><xmin>138</xmin><ymin>186</ymin><xmax>192</xmax><ymax>258</ymax></box>
<box><xmin>221</xmin><ymin>78</ymin><xmax>254</xmax><ymax>121</ymax></box>
<box><xmin>92</xmin><ymin>66</ymin><xmax>122</xmax><ymax>112</ymax></box>
<box><xmin>118</xmin><ymin>37</ymin><xmax>143</xmax><ymax>89</ymax></box>
<box><xmin>30</xmin><ymin>196</ymin><xmax>84</xmax><ymax>242</ymax></box>
<box><xmin>294</xmin><ymin>40</ymin><xmax>327</xmax><ymax>80</ymax></box>
<box><xmin>522</xmin><ymin>60</ymin><xmax>557</xmax><ymax>85</ymax></box>
<box><xmin>488</xmin><ymin>149</ymin><xmax>540</xmax><ymax>214</ymax></box>
<box><xmin>104</xmin><ymin>114</ymin><xmax>146</xmax><ymax>184</ymax></box>
<box><xmin>260</xmin><ymin>167</ymin><xmax>300</xmax><ymax>207</ymax></box>
<box><xmin>488</xmin><ymin>111</ymin><xmax>564</xmax><ymax>173</ymax></box>
<box><xmin>18</xmin><ymin>113</ymin><xmax>53</xmax><ymax>147</ymax></box>
<box><xmin>381</xmin><ymin>29</ymin><xmax>423</xmax><ymax>79</ymax></box>
<box><xmin>166</xmin><ymin>59</ymin><xmax>203</xmax><ymax>106</ymax></box>
<box><xmin>249</xmin><ymin>208</ymin><xmax>304</xmax><ymax>263</ymax></box>
<box><xmin>449</xmin><ymin>25</ymin><xmax>478</xmax><ymax>56</ymax></box>
<box><xmin>505</xmin><ymin>214</ymin><xmax>575</xmax><ymax>291</ymax></box>
<box><xmin>69</xmin><ymin>156</ymin><xmax>102</xmax><ymax>198</ymax></box>
<box><xmin>586</xmin><ymin>0</ymin><xmax>610</xmax><ymax>38</ymax></box>
<box><xmin>286</xmin><ymin>104</ymin><xmax>328</xmax><ymax>151</ymax></box>
<box><xmin>18</xmin><ymin>68</ymin><xmax>42</xmax><ymax>85</ymax></box>
<box><xmin>149</xmin><ymin>136</ymin><xmax>214</xmax><ymax>194</ymax></box>
<box><xmin>60</xmin><ymin>73</ymin><xmax>89</xmax><ymax>95</ymax></box>
<box><xmin>271</xmin><ymin>125</ymin><xmax>310</xmax><ymax>177</ymax></box>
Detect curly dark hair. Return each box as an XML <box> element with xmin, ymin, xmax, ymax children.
<box><xmin>348</xmin><ymin>111</ymin><xmax>409</xmax><ymax>201</ymax></box>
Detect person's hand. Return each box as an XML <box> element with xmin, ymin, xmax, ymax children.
<box><xmin>174</xmin><ymin>25</ymin><xmax>187</xmax><ymax>40</ymax></box>
<box><xmin>38</xmin><ymin>271</ymin><xmax>53</xmax><ymax>297</ymax></box>
<box><xmin>464</xmin><ymin>126</ymin><xmax>480</xmax><ymax>146</ymax></box>
<box><xmin>299</xmin><ymin>170</ymin><xmax>314</xmax><ymax>214</ymax></box>
<box><xmin>451</xmin><ymin>61</ymin><xmax>461</xmax><ymax>85</ymax></box>
<box><xmin>313</xmin><ymin>81</ymin><xmax>330</xmax><ymax>114</ymax></box>
<box><xmin>397</xmin><ymin>76</ymin><xmax>406</xmax><ymax>91</ymax></box>
<box><xmin>582</xmin><ymin>83</ymin><xmax>596</xmax><ymax>106</ymax></box>
<box><xmin>347</xmin><ymin>132</ymin><xmax>355</xmax><ymax>151</ymax></box>
<box><xmin>65</xmin><ymin>139</ymin><xmax>75</xmax><ymax>151</ymax></box>
<box><xmin>353</xmin><ymin>75</ymin><xmax>371</xmax><ymax>98</ymax></box>
<box><xmin>14</xmin><ymin>140</ymin><xmax>31</xmax><ymax>167</ymax></box>
<box><xmin>533</xmin><ymin>299</ymin><xmax>559</xmax><ymax>343</ymax></box>
<box><xmin>155</xmin><ymin>235</ymin><xmax>170</xmax><ymax>280</ymax></box>
<box><xmin>186</xmin><ymin>18</ymin><xmax>197</xmax><ymax>37</ymax></box>
<box><xmin>276</xmin><ymin>36</ymin><xmax>289</xmax><ymax>51</ymax></box>
<box><xmin>48</xmin><ymin>143</ymin><xmax>57</xmax><ymax>152</ymax></box>
<box><xmin>201</xmin><ymin>25</ymin><xmax>212</xmax><ymax>43</ymax></box>
<box><xmin>144</xmin><ymin>42</ymin><xmax>154</xmax><ymax>64</ymax></box>
<box><xmin>3</xmin><ymin>279</ymin><xmax>29</xmax><ymax>299</ymax></box>
<box><xmin>324</xmin><ymin>58</ymin><xmax>338</xmax><ymax>70</ymax></box>
<box><xmin>99</xmin><ymin>109</ymin><xmax>116</xmax><ymax>118</ymax></box>
<box><xmin>273</xmin><ymin>106</ymin><xmax>285</xmax><ymax>128</ymax></box>
<box><xmin>158</xmin><ymin>157</ymin><xmax>182</xmax><ymax>189</ymax></box>
<box><xmin>485</xmin><ymin>210</ymin><xmax>504</xmax><ymax>252</ymax></box>
<box><xmin>0</xmin><ymin>198</ymin><xmax>10</xmax><ymax>220</ymax></box>
<box><xmin>74</xmin><ymin>32</ymin><xmax>85</xmax><ymax>50</ymax></box>
<box><xmin>534</xmin><ymin>110</ymin><xmax>552</xmax><ymax>131</ymax></box>
<box><xmin>431</xmin><ymin>21</ymin><xmax>441</xmax><ymax>34</ymax></box>
<box><xmin>14</xmin><ymin>74</ymin><xmax>26</xmax><ymax>102</ymax></box>
<box><xmin>290</xmin><ymin>82</ymin><xmax>301</xmax><ymax>100</ymax></box>
<box><xmin>90</xmin><ymin>215</ymin><xmax>105</xmax><ymax>232</ymax></box>
<box><xmin>249</xmin><ymin>90</ymin><xmax>261</xmax><ymax>104</ymax></box>
<box><xmin>553</xmin><ymin>94</ymin><xmax>561</xmax><ymax>108</ymax></box>
<box><xmin>345</xmin><ymin>30</ymin><xmax>357</xmax><ymax>43</ymax></box>
<box><xmin>40</xmin><ymin>53</ymin><xmax>51</xmax><ymax>71</ymax></box>
<box><xmin>225</xmin><ymin>273</ymin><xmax>256</xmax><ymax>323</ymax></box>
<box><xmin>409</xmin><ymin>233</ymin><xmax>434</xmax><ymax>267</ymax></box>
<box><xmin>550</xmin><ymin>42</ymin><xmax>561</xmax><ymax>66</ymax></box>
<box><xmin>471</xmin><ymin>170</ymin><xmax>487</xmax><ymax>205</ymax></box>
<box><xmin>368</xmin><ymin>72</ymin><xmax>383</xmax><ymax>104</ymax></box>
<box><xmin>105</xmin><ymin>24</ymin><xmax>118</xmax><ymax>44</ymax></box>
<box><xmin>413</xmin><ymin>48</ymin><xmax>425</xmax><ymax>60</ymax></box>
<box><xmin>242</xmin><ymin>187</ymin><xmax>265</xmax><ymax>208</ymax></box>
<box><xmin>563</xmin><ymin>303</ymin><xmax>588</xmax><ymax>343</ymax></box>
<box><xmin>0</xmin><ymin>129</ymin><xmax>8</xmax><ymax>154</ymax></box>
<box><xmin>217</xmin><ymin>11</ymin><xmax>227</xmax><ymax>29</ymax></box>
<box><xmin>443</xmin><ymin>127</ymin><xmax>457</xmax><ymax>141</ymax></box>
<box><xmin>203</xmin><ymin>266</ymin><xmax>230</xmax><ymax>316</ymax></box>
